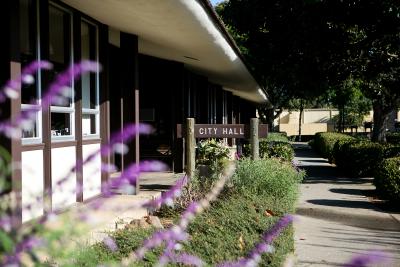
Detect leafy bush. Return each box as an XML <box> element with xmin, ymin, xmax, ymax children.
<box><xmin>185</xmin><ymin>158</ymin><xmax>304</xmax><ymax>266</ymax></box>
<box><xmin>267</xmin><ymin>142</ymin><xmax>295</xmax><ymax>162</ymax></box>
<box><xmin>334</xmin><ymin>141</ymin><xmax>384</xmax><ymax>177</ymax></box>
<box><xmin>383</xmin><ymin>144</ymin><xmax>400</xmax><ymax>159</ymax></box>
<box><xmin>313</xmin><ymin>132</ymin><xmax>354</xmax><ymax>161</ymax></box>
<box><xmin>386</xmin><ymin>133</ymin><xmax>400</xmax><ymax>144</ymax></box>
<box><xmin>265</xmin><ymin>132</ymin><xmax>289</xmax><ymax>143</ymax></box>
<box><xmin>196</xmin><ymin>139</ymin><xmax>230</xmax><ymax>171</ymax></box>
<box><xmin>243</xmin><ymin>133</ymin><xmax>294</xmax><ymax>162</ymax></box>
<box><xmin>332</xmin><ymin>138</ymin><xmax>356</xmax><ymax>166</ymax></box>
<box><xmin>374</xmin><ymin>157</ymin><xmax>400</xmax><ymax>201</ymax></box>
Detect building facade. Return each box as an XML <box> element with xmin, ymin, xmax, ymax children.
<box><xmin>0</xmin><ymin>0</ymin><xmax>267</xmax><ymax>224</ymax></box>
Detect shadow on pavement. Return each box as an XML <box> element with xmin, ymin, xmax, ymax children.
<box><xmin>329</xmin><ymin>188</ymin><xmax>376</xmax><ymax>196</ymax></box>
<box><xmin>307</xmin><ymin>199</ymin><xmax>381</xmax><ymax>210</ymax></box>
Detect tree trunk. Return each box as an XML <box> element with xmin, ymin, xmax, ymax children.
<box><xmin>264</xmin><ymin>108</ymin><xmax>275</xmax><ymax>130</ymax></box>
<box><xmin>264</xmin><ymin>108</ymin><xmax>283</xmax><ymax>132</ymax></box>
<box><xmin>298</xmin><ymin>100</ymin><xmax>304</xmax><ymax>142</ymax></box>
<box><xmin>372</xmin><ymin>102</ymin><xmax>390</xmax><ymax>142</ymax></box>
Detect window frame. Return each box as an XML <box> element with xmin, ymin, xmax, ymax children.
<box><xmin>81</xmin><ymin>18</ymin><xmax>100</xmax><ymax>139</ymax></box>
<box><xmin>21</xmin><ymin>0</ymin><xmax>42</xmax><ymax>145</ymax></box>
<box><xmin>48</xmin><ymin>3</ymin><xmax>75</xmax><ymax>142</ymax></box>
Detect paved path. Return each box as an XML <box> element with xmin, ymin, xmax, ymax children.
<box><xmin>293</xmin><ymin>143</ymin><xmax>400</xmax><ymax>267</ymax></box>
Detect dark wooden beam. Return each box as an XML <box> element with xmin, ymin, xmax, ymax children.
<box><xmin>99</xmin><ymin>24</ymin><xmax>110</xmax><ymax>190</ymax></box>
<box><xmin>120</xmin><ymin>32</ymin><xmax>139</xmax><ymax>194</ymax></box>
<box><xmin>39</xmin><ymin>0</ymin><xmax>52</xmax><ymax>213</ymax></box>
<box><xmin>0</xmin><ymin>0</ymin><xmax>22</xmax><ymax>227</ymax></box>
<box><xmin>73</xmin><ymin>13</ymin><xmax>83</xmax><ymax>202</ymax></box>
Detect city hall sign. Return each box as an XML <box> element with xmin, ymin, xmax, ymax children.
<box><xmin>176</xmin><ymin>124</ymin><xmax>268</xmax><ymax>139</ymax></box>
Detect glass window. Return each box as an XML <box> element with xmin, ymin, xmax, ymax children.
<box><xmin>51</xmin><ymin>112</ymin><xmax>72</xmax><ymax>136</ymax></box>
<box><xmin>81</xmin><ymin>20</ymin><xmax>99</xmax><ymax>138</ymax></box>
<box><xmin>49</xmin><ymin>5</ymin><xmax>74</xmax><ymax>140</ymax></box>
<box><xmin>20</xmin><ymin>0</ymin><xmax>41</xmax><ymax>142</ymax></box>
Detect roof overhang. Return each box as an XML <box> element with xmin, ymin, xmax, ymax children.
<box><xmin>62</xmin><ymin>0</ymin><xmax>268</xmax><ymax>103</ymax></box>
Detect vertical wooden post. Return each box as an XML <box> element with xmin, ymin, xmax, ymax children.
<box><xmin>186</xmin><ymin>118</ymin><xmax>195</xmax><ymax>179</ymax></box>
<box><xmin>250</xmin><ymin>118</ymin><xmax>259</xmax><ymax>160</ymax></box>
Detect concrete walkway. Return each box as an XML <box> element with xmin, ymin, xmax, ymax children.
<box><xmin>45</xmin><ymin>172</ymin><xmax>182</xmax><ymax>244</ymax></box>
<box><xmin>293</xmin><ymin>143</ymin><xmax>400</xmax><ymax>266</ymax></box>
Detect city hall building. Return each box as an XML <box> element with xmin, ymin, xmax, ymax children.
<box><xmin>0</xmin><ymin>0</ymin><xmax>268</xmax><ymax>223</ymax></box>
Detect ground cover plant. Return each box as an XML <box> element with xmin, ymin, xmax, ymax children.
<box><xmin>69</xmin><ymin>158</ymin><xmax>304</xmax><ymax>267</ymax></box>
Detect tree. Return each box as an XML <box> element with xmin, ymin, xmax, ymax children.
<box><xmin>332</xmin><ymin>79</ymin><xmax>372</xmax><ymax>132</ymax></box>
<box><xmin>216</xmin><ymin>0</ymin><xmax>348</xmax><ymax>127</ymax></box>
<box><xmin>217</xmin><ymin>0</ymin><xmax>400</xmax><ymax>142</ymax></box>
<box><xmin>328</xmin><ymin>0</ymin><xmax>400</xmax><ymax>141</ymax></box>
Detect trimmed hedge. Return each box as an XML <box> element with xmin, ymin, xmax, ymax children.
<box><xmin>374</xmin><ymin>157</ymin><xmax>400</xmax><ymax>201</ymax></box>
<box><xmin>386</xmin><ymin>133</ymin><xmax>400</xmax><ymax>144</ymax></box>
<box><xmin>332</xmin><ymin>140</ymin><xmax>400</xmax><ymax>177</ymax></box>
<box><xmin>313</xmin><ymin>132</ymin><xmax>354</xmax><ymax>161</ymax></box>
<box><xmin>334</xmin><ymin>141</ymin><xmax>384</xmax><ymax>177</ymax></box>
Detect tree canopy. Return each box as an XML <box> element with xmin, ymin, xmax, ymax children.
<box><xmin>216</xmin><ymin>0</ymin><xmax>400</xmax><ymax>141</ymax></box>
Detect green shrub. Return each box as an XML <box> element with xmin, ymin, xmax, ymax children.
<box><xmin>185</xmin><ymin>158</ymin><xmax>304</xmax><ymax>266</ymax></box>
<box><xmin>386</xmin><ymin>133</ymin><xmax>400</xmax><ymax>144</ymax></box>
<box><xmin>374</xmin><ymin>157</ymin><xmax>400</xmax><ymax>201</ymax></box>
<box><xmin>268</xmin><ymin>142</ymin><xmax>295</xmax><ymax>162</ymax></box>
<box><xmin>383</xmin><ymin>145</ymin><xmax>400</xmax><ymax>158</ymax></box>
<box><xmin>313</xmin><ymin>132</ymin><xmax>354</xmax><ymax>161</ymax></box>
<box><xmin>243</xmin><ymin>133</ymin><xmax>294</xmax><ymax>162</ymax></box>
<box><xmin>73</xmin><ymin>158</ymin><xmax>303</xmax><ymax>266</ymax></box>
<box><xmin>196</xmin><ymin>139</ymin><xmax>230</xmax><ymax>173</ymax></box>
<box><xmin>332</xmin><ymin>138</ymin><xmax>356</xmax><ymax>166</ymax></box>
<box><xmin>335</xmin><ymin>141</ymin><xmax>384</xmax><ymax>177</ymax></box>
<box><xmin>265</xmin><ymin>132</ymin><xmax>289</xmax><ymax>143</ymax></box>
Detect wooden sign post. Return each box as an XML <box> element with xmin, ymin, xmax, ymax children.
<box><xmin>186</xmin><ymin>118</ymin><xmax>196</xmax><ymax>180</ymax></box>
<box><xmin>178</xmin><ymin>118</ymin><xmax>267</xmax><ymax>178</ymax></box>
<box><xmin>250</xmin><ymin>118</ymin><xmax>259</xmax><ymax>160</ymax></box>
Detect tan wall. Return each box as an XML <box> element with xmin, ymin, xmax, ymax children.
<box><xmin>279</xmin><ymin>123</ymin><xmax>330</xmax><ymax>136</ymax></box>
<box><xmin>275</xmin><ymin>109</ymin><xmax>374</xmax><ymax>136</ymax></box>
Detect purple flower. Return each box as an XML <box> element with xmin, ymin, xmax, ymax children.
<box><xmin>0</xmin><ymin>60</ymin><xmax>53</xmax><ymax>103</ymax></box>
<box><xmin>0</xmin><ymin>60</ymin><xmax>98</xmax><ymax>138</ymax></box>
<box><xmin>143</xmin><ymin>175</ymin><xmax>188</xmax><ymax>208</ymax></box>
<box><xmin>103</xmin><ymin>236</ymin><xmax>118</xmax><ymax>252</ymax></box>
<box><xmin>343</xmin><ymin>251</ymin><xmax>390</xmax><ymax>267</ymax></box>
<box><xmin>173</xmin><ymin>253</ymin><xmax>205</xmax><ymax>267</ymax></box>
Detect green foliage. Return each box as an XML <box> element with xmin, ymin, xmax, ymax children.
<box><xmin>196</xmin><ymin>139</ymin><xmax>230</xmax><ymax>167</ymax></box>
<box><xmin>383</xmin><ymin>145</ymin><xmax>400</xmax><ymax>159</ymax></box>
<box><xmin>334</xmin><ymin>141</ymin><xmax>385</xmax><ymax>177</ymax></box>
<box><xmin>243</xmin><ymin>133</ymin><xmax>294</xmax><ymax>162</ymax></box>
<box><xmin>332</xmin><ymin>138</ymin><xmax>356</xmax><ymax>166</ymax></box>
<box><xmin>313</xmin><ymin>132</ymin><xmax>354</xmax><ymax>161</ymax></box>
<box><xmin>267</xmin><ymin>142</ymin><xmax>295</xmax><ymax>162</ymax></box>
<box><xmin>265</xmin><ymin>132</ymin><xmax>289</xmax><ymax>143</ymax></box>
<box><xmin>71</xmin><ymin>159</ymin><xmax>303</xmax><ymax>266</ymax></box>
<box><xmin>332</xmin><ymin>79</ymin><xmax>372</xmax><ymax>129</ymax></box>
<box><xmin>386</xmin><ymin>133</ymin><xmax>400</xmax><ymax>144</ymax></box>
<box><xmin>185</xmin><ymin>158</ymin><xmax>304</xmax><ymax>266</ymax></box>
<box><xmin>71</xmin><ymin>228</ymin><xmax>156</xmax><ymax>267</ymax></box>
<box><xmin>217</xmin><ymin>0</ymin><xmax>400</xmax><ymax>141</ymax></box>
<box><xmin>374</xmin><ymin>157</ymin><xmax>400</xmax><ymax>201</ymax></box>
<box><xmin>0</xmin><ymin>146</ymin><xmax>11</xmax><ymax>194</ymax></box>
